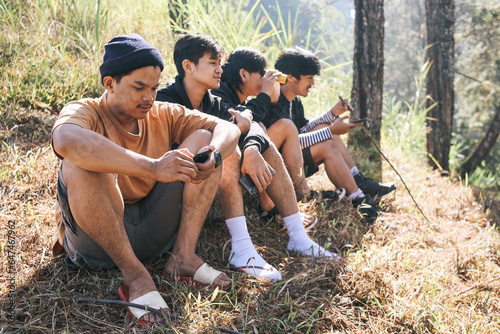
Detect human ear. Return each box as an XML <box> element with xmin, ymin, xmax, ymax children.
<box><xmin>103</xmin><ymin>76</ymin><xmax>115</xmax><ymax>92</ymax></box>
<box><xmin>288</xmin><ymin>74</ymin><xmax>299</xmax><ymax>83</ymax></box>
<box><xmin>239</xmin><ymin>69</ymin><xmax>247</xmax><ymax>81</ymax></box>
<box><xmin>182</xmin><ymin>59</ymin><xmax>194</xmax><ymax>74</ymax></box>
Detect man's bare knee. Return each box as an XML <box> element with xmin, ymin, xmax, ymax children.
<box><xmin>178</xmin><ymin>129</ymin><xmax>212</xmax><ymax>152</ymax></box>
<box><xmin>263</xmin><ymin>143</ymin><xmax>283</xmax><ymax>163</ymax></box>
<box><xmin>271</xmin><ymin>119</ymin><xmax>297</xmax><ymax>135</ymax></box>
<box><xmin>220</xmin><ymin>149</ymin><xmax>242</xmax><ymax>185</ymax></box>
<box><xmin>61</xmin><ymin>160</ymin><xmax>124</xmax><ymax>222</ymax></box>
<box><xmin>310</xmin><ymin>139</ymin><xmax>338</xmax><ymax>161</ymax></box>
<box><xmin>62</xmin><ymin>159</ymin><xmax>117</xmax><ymax>190</ymax></box>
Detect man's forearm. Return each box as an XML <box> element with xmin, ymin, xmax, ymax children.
<box><xmin>209</xmin><ymin>120</ymin><xmax>240</xmax><ymax>159</ymax></box>
<box><xmin>53</xmin><ymin>124</ymin><xmax>156</xmax><ymax>178</ymax></box>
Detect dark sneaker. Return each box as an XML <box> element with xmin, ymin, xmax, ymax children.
<box><xmin>320</xmin><ymin>188</ymin><xmax>346</xmax><ymax>202</ymax></box>
<box><xmin>304</xmin><ymin>189</ymin><xmax>346</xmax><ymax>202</ymax></box>
<box><xmin>354</xmin><ymin>172</ymin><xmax>396</xmax><ymax>198</ymax></box>
<box><xmin>352</xmin><ymin>196</ymin><xmax>378</xmax><ymax>225</ymax></box>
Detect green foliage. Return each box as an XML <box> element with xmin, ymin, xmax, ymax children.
<box><xmin>0</xmin><ymin>0</ymin><xmax>110</xmax><ymax>128</ymax></box>
<box><xmin>382</xmin><ymin>61</ymin><xmax>435</xmax><ymax>159</ymax></box>
<box><xmin>255</xmin><ymin>0</ymin><xmax>354</xmax><ymax>65</ymax></box>
<box><xmin>167</xmin><ymin>0</ymin><xmax>273</xmax><ymax>53</ymax></box>
<box><xmin>384</xmin><ymin>0</ymin><xmax>500</xmax><ymax>192</ymax></box>
<box><xmin>453</xmin><ymin>0</ymin><xmax>500</xmax><ymax>191</ymax></box>
<box><xmin>384</xmin><ymin>0</ymin><xmax>426</xmax><ymax>103</ymax></box>
<box><xmin>450</xmin><ymin>135</ymin><xmax>500</xmax><ymax>190</ymax></box>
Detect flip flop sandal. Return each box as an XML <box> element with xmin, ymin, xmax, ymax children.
<box><xmin>162</xmin><ymin>263</ymin><xmax>231</xmax><ymax>290</ymax></box>
<box><xmin>117</xmin><ymin>285</ymin><xmax>168</xmax><ymax>326</ymax></box>
<box><xmin>303</xmin><ymin>213</ymin><xmax>319</xmax><ymax>230</ymax></box>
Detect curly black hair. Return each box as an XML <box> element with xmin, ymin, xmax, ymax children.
<box><xmin>274</xmin><ymin>47</ymin><xmax>321</xmax><ymax>80</ymax></box>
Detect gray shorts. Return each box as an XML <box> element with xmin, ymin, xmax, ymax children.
<box><xmin>57</xmin><ymin>166</ymin><xmax>184</xmax><ymax>270</ymax></box>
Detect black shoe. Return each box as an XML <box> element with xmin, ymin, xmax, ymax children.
<box><xmin>258</xmin><ymin>204</ymin><xmax>280</xmax><ymax>219</ymax></box>
<box><xmin>354</xmin><ymin>172</ymin><xmax>396</xmax><ymax>198</ymax></box>
<box><xmin>352</xmin><ymin>196</ymin><xmax>378</xmax><ymax>225</ymax></box>
<box><xmin>304</xmin><ymin>189</ymin><xmax>346</xmax><ymax>202</ymax></box>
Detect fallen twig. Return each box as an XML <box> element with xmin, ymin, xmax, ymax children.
<box><xmin>78</xmin><ymin>297</ymin><xmax>244</xmax><ymax>334</ymax></box>
<box><xmin>339</xmin><ymin>95</ymin><xmax>430</xmax><ymax>222</ymax></box>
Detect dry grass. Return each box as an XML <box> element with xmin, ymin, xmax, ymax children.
<box><xmin>1</xmin><ymin>140</ymin><xmax>499</xmax><ymax>333</ymax></box>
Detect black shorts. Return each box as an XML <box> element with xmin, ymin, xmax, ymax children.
<box><xmin>302</xmin><ymin>146</ymin><xmax>319</xmax><ymax>178</ymax></box>
<box><xmin>57</xmin><ymin>166</ymin><xmax>184</xmax><ymax>270</ymax></box>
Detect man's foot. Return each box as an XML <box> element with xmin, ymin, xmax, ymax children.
<box><xmin>354</xmin><ymin>172</ymin><xmax>396</xmax><ymax>198</ymax></box>
<box><xmin>229</xmin><ymin>247</ymin><xmax>281</xmax><ymax>282</ymax></box>
<box><xmin>118</xmin><ymin>285</ymin><xmax>169</xmax><ymax>326</ymax></box>
<box><xmin>287</xmin><ymin>238</ymin><xmax>339</xmax><ymax>260</ymax></box>
<box><xmin>352</xmin><ymin>196</ymin><xmax>378</xmax><ymax>225</ymax></box>
<box><xmin>164</xmin><ymin>255</ymin><xmax>232</xmax><ymax>289</ymax></box>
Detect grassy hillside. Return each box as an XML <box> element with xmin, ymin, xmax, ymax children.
<box><xmin>1</xmin><ymin>0</ymin><xmax>499</xmax><ymax>333</ymax></box>
<box><xmin>1</xmin><ymin>141</ymin><xmax>499</xmax><ymax>333</ymax></box>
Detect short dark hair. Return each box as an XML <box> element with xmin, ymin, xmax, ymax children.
<box><xmin>275</xmin><ymin>47</ymin><xmax>321</xmax><ymax>80</ymax></box>
<box><xmin>173</xmin><ymin>33</ymin><xmax>226</xmax><ymax>79</ymax></box>
<box><xmin>112</xmin><ymin>72</ymin><xmax>130</xmax><ymax>84</ymax></box>
<box><xmin>221</xmin><ymin>47</ymin><xmax>267</xmax><ymax>93</ymax></box>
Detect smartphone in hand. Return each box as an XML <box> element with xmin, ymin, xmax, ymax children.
<box><xmin>193</xmin><ymin>149</ymin><xmax>212</xmax><ymax>163</ymax></box>
<box><xmin>239</xmin><ymin>174</ymin><xmax>258</xmax><ymax>195</ymax></box>
<box><xmin>239</xmin><ymin>164</ymin><xmax>276</xmax><ymax>195</ymax></box>
<box><xmin>350</xmin><ymin>117</ymin><xmax>368</xmax><ymax>124</ymax></box>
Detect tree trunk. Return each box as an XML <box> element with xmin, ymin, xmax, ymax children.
<box><xmin>460</xmin><ymin>105</ymin><xmax>500</xmax><ymax>176</ymax></box>
<box><xmin>425</xmin><ymin>0</ymin><xmax>455</xmax><ymax>172</ymax></box>
<box><xmin>350</xmin><ymin>0</ymin><xmax>385</xmax><ymax>181</ymax></box>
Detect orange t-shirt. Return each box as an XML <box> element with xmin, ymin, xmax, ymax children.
<box><xmin>52</xmin><ymin>93</ymin><xmax>218</xmax><ymax>203</ymax></box>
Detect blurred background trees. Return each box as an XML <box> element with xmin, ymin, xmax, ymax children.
<box><xmin>1</xmin><ymin>0</ymin><xmax>498</xmax><ymax>192</ymax></box>
<box><xmin>349</xmin><ymin>0</ymin><xmax>385</xmax><ymax>179</ymax></box>
<box><xmin>424</xmin><ymin>0</ymin><xmax>455</xmax><ymax>172</ymax></box>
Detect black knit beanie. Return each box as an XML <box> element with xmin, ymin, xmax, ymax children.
<box><xmin>99</xmin><ymin>33</ymin><xmax>164</xmax><ymax>83</ymax></box>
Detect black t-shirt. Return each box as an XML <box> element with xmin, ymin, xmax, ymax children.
<box><xmin>262</xmin><ymin>92</ymin><xmax>309</xmax><ymax>131</ymax></box>
<box><xmin>156</xmin><ymin>76</ymin><xmax>270</xmax><ymax>153</ymax></box>
<box><xmin>212</xmin><ymin>81</ymin><xmax>271</xmax><ymax>123</ymax></box>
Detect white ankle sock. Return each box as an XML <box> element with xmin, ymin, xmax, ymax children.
<box><xmin>351</xmin><ymin>166</ymin><xmax>360</xmax><ymax>176</ymax></box>
<box><xmin>348</xmin><ymin>188</ymin><xmax>365</xmax><ymax>200</ymax></box>
<box><xmin>282</xmin><ymin>212</ymin><xmax>336</xmax><ymax>259</ymax></box>
<box><xmin>226</xmin><ymin>216</ymin><xmax>281</xmax><ymax>281</ymax></box>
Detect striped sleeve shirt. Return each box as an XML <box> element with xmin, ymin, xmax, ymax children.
<box><xmin>298</xmin><ymin>110</ymin><xmax>338</xmax><ymax>149</ymax></box>
<box><xmin>299</xmin><ymin>127</ymin><xmax>333</xmax><ymax>149</ymax></box>
<box><xmin>300</xmin><ymin>110</ymin><xmax>337</xmax><ymax>133</ymax></box>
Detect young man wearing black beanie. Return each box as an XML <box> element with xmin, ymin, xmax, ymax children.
<box><xmin>51</xmin><ymin>33</ymin><xmax>240</xmax><ymax>325</ymax></box>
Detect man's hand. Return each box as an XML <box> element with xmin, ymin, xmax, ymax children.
<box><xmin>261</xmin><ymin>70</ymin><xmax>281</xmax><ymax>103</ymax></box>
<box><xmin>190</xmin><ymin>145</ymin><xmax>217</xmax><ymax>183</ymax></box>
<box><xmin>240</xmin><ymin>146</ymin><xmax>273</xmax><ymax>193</ymax></box>
<box><xmin>330</xmin><ymin>99</ymin><xmax>352</xmax><ymax>116</ymax></box>
<box><xmin>228</xmin><ymin>108</ymin><xmax>252</xmax><ymax>134</ymax></box>
<box><xmin>153</xmin><ymin>145</ymin><xmax>216</xmax><ymax>184</ymax></box>
<box><xmin>153</xmin><ymin>149</ymin><xmax>198</xmax><ymax>183</ymax></box>
<box><xmin>329</xmin><ymin>116</ymin><xmax>361</xmax><ymax>135</ymax></box>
